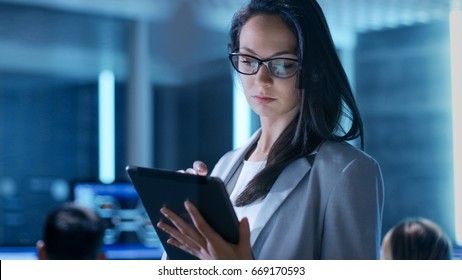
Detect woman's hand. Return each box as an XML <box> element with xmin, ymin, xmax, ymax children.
<box><xmin>177</xmin><ymin>161</ymin><xmax>208</xmax><ymax>176</ymax></box>
<box><xmin>157</xmin><ymin>201</ymin><xmax>253</xmax><ymax>260</ymax></box>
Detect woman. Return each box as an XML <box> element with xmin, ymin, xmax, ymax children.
<box><xmin>157</xmin><ymin>0</ymin><xmax>384</xmax><ymax>259</ymax></box>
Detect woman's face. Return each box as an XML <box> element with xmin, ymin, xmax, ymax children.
<box><xmin>238</xmin><ymin>14</ymin><xmax>300</xmax><ymax>122</ymax></box>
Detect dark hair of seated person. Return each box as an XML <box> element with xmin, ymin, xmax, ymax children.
<box><xmin>381</xmin><ymin>217</ymin><xmax>453</xmax><ymax>260</ymax></box>
<box><xmin>36</xmin><ymin>203</ymin><xmax>106</xmax><ymax>260</ymax></box>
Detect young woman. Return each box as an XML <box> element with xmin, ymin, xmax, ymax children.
<box><xmin>157</xmin><ymin>0</ymin><xmax>384</xmax><ymax>259</ymax></box>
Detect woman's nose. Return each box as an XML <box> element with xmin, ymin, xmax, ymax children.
<box><xmin>254</xmin><ymin>64</ymin><xmax>273</xmax><ymax>86</ymax></box>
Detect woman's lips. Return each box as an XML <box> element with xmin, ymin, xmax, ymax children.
<box><xmin>253</xmin><ymin>95</ymin><xmax>276</xmax><ymax>104</ymax></box>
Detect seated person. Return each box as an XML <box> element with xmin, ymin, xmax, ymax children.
<box><xmin>36</xmin><ymin>203</ymin><xmax>106</xmax><ymax>260</ymax></box>
<box><xmin>381</xmin><ymin>217</ymin><xmax>452</xmax><ymax>260</ymax></box>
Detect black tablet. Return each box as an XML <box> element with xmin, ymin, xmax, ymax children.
<box><xmin>125</xmin><ymin>165</ymin><xmax>239</xmax><ymax>260</ymax></box>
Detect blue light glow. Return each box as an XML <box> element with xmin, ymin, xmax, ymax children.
<box><xmin>98</xmin><ymin>70</ymin><xmax>115</xmax><ymax>184</ymax></box>
<box><xmin>450</xmin><ymin>9</ymin><xmax>462</xmax><ymax>245</ymax></box>
<box><xmin>233</xmin><ymin>74</ymin><xmax>251</xmax><ymax>149</ymax></box>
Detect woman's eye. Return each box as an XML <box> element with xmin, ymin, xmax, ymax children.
<box><xmin>240</xmin><ymin>59</ymin><xmax>258</xmax><ymax>68</ymax></box>
<box><xmin>284</xmin><ymin>62</ymin><xmax>296</xmax><ymax>69</ymax></box>
<box><xmin>274</xmin><ymin>60</ymin><xmax>296</xmax><ymax>70</ymax></box>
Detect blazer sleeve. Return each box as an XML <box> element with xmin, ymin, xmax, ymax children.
<box><xmin>320</xmin><ymin>154</ymin><xmax>384</xmax><ymax>259</ymax></box>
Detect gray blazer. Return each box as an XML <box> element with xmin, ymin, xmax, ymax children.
<box><xmin>211</xmin><ymin>131</ymin><xmax>384</xmax><ymax>260</ymax></box>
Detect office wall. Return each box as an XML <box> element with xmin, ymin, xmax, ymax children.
<box><xmin>355</xmin><ymin>22</ymin><xmax>454</xmax><ymax>241</ymax></box>
<box><xmin>0</xmin><ymin>73</ymin><xmax>100</xmax><ymax>245</ymax></box>
<box><xmin>153</xmin><ymin>60</ymin><xmax>233</xmax><ymax>170</ymax></box>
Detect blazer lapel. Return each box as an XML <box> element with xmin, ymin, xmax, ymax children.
<box><xmin>251</xmin><ymin>157</ymin><xmax>312</xmax><ymax>245</ymax></box>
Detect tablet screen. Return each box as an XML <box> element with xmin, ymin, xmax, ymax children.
<box><xmin>126</xmin><ymin>165</ymin><xmax>239</xmax><ymax>260</ymax></box>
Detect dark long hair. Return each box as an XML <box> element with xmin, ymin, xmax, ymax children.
<box><xmin>229</xmin><ymin>0</ymin><xmax>364</xmax><ymax>206</ymax></box>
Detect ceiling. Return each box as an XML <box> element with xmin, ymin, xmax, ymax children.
<box><xmin>0</xmin><ymin>0</ymin><xmax>459</xmax><ymax>84</ymax></box>
<box><xmin>2</xmin><ymin>0</ymin><xmax>456</xmax><ymax>33</ymax></box>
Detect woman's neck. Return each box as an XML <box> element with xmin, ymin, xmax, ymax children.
<box><xmin>246</xmin><ymin>144</ymin><xmax>268</xmax><ymax>162</ymax></box>
<box><xmin>260</xmin><ymin>116</ymin><xmax>293</xmax><ymax>146</ymax></box>
<box><xmin>246</xmin><ymin>116</ymin><xmax>293</xmax><ymax>162</ymax></box>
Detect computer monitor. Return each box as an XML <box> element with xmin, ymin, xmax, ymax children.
<box><xmin>72</xmin><ymin>181</ymin><xmax>164</xmax><ymax>259</ymax></box>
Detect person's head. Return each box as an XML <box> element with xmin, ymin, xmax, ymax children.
<box><xmin>37</xmin><ymin>203</ymin><xmax>106</xmax><ymax>260</ymax></box>
<box><xmin>229</xmin><ymin>0</ymin><xmax>364</xmax><ymax>206</ymax></box>
<box><xmin>381</xmin><ymin>218</ymin><xmax>453</xmax><ymax>260</ymax></box>
<box><xmin>229</xmin><ymin>0</ymin><xmax>363</xmax><ymax>149</ymax></box>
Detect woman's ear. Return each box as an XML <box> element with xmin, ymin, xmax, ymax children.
<box><xmin>36</xmin><ymin>240</ymin><xmax>47</xmax><ymax>260</ymax></box>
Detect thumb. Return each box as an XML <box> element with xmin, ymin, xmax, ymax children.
<box><xmin>238</xmin><ymin>218</ymin><xmax>253</xmax><ymax>258</ymax></box>
<box><xmin>193</xmin><ymin>161</ymin><xmax>208</xmax><ymax>176</ymax></box>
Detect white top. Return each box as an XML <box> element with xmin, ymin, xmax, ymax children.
<box><xmin>229</xmin><ymin>160</ymin><xmax>266</xmax><ymax>245</ymax></box>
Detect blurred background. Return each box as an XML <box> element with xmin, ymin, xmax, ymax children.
<box><xmin>0</xmin><ymin>0</ymin><xmax>460</xmax><ymax>259</ymax></box>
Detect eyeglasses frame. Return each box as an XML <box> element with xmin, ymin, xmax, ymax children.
<box><xmin>228</xmin><ymin>52</ymin><xmax>300</xmax><ymax>79</ymax></box>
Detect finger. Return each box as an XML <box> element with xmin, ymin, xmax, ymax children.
<box><xmin>238</xmin><ymin>218</ymin><xmax>253</xmax><ymax>259</ymax></box>
<box><xmin>166</xmin><ymin>237</ymin><xmax>201</xmax><ymax>258</ymax></box>
<box><xmin>157</xmin><ymin>222</ymin><xmax>201</xmax><ymax>253</ymax></box>
<box><xmin>239</xmin><ymin>218</ymin><xmax>252</xmax><ymax>246</ymax></box>
<box><xmin>184</xmin><ymin>201</ymin><xmax>222</xmax><ymax>243</ymax></box>
<box><xmin>193</xmin><ymin>161</ymin><xmax>208</xmax><ymax>176</ymax></box>
<box><xmin>239</xmin><ymin>218</ymin><xmax>251</xmax><ymax>242</ymax></box>
<box><xmin>177</xmin><ymin>170</ymin><xmax>185</xmax><ymax>173</ymax></box>
<box><xmin>157</xmin><ymin>221</ymin><xmax>201</xmax><ymax>251</ymax></box>
<box><xmin>185</xmin><ymin>168</ymin><xmax>197</xmax><ymax>175</ymax></box>
<box><xmin>160</xmin><ymin>207</ymin><xmax>196</xmax><ymax>236</ymax></box>
<box><xmin>160</xmin><ymin>207</ymin><xmax>205</xmax><ymax>247</ymax></box>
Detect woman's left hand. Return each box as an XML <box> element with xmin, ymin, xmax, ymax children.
<box><xmin>157</xmin><ymin>201</ymin><xmax>253</xmax><ymax>259</ymax></box>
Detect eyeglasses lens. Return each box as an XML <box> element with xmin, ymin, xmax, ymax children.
<box><xmin>230</xmin><ymin>54</ymin><xmax>298</xmax><ymax>78</ymax></box>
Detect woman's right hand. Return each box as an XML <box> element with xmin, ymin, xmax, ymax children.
<box><xmin>158</xmin><ymin>201</ymin><xmax>253</xmax><ymax>260</ymax></box>
<box><xmin>177</xmin><ymin>161</ymin><xmax>208</xmax><ymax>176</ymax></box>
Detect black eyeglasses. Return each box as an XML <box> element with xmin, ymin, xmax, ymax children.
<box><xmin>228</xmin><ymin>53</ymin><xmax>299</xmax><ymax>79</ymax></box>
